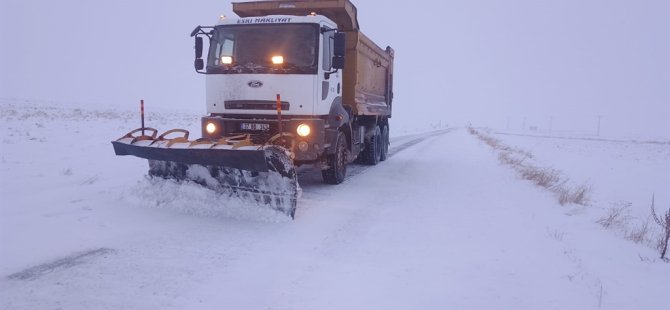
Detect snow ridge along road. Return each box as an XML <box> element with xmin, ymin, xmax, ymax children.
<box><xmin>1</xmin><ymin>102</ymin><xmax>668</xmax><ymax>309</ymax></box>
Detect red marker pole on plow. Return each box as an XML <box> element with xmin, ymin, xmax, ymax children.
<box><xmin>276</xmin><ymin>94</ymin><xmax>283</xmax><ymax>133</ymax></box>
<box><xmin>140</xmin><ymin>99</ymin><xmax>145</xmax><ymax>136</ymax></box>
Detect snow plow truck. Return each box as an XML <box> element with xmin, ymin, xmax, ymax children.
<box><xmin>112</xmin><ymin>0</ymin><xmax>394</xmax><ymax>218</ymax></box>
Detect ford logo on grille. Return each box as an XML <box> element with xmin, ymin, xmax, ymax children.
<box><xmin>248</xmin><ymin>80</ymin><xmax>263</xmax><ymax>88</ymax></box>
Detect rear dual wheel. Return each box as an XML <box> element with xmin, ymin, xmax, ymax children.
<box><xmin>360</xmin><ymin>126</ymin><xmax>381</xmax><ymax>165</ymax></box>
<box><xmin>380</xmin><ymin>124</ymin><xmax>389</xmax><ymax>161</ymax></box>
<box><xmin>360</xmin><ymin>124</ymin><xmax>389</xmax><ymax>165</ymax></box>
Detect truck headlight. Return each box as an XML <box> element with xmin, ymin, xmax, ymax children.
<box><xmin>206</xmin><ymin>122</ymin><xmax>217</xmax><ymax>134</ymax></box>
<box><xmin>271</xmin><ymin>55</ymin><xmax>284</xmax><ymax>65</ymax></box>
<box><xmin>297</xmin><ymin>124</ymin><xmax>311</xmax><ymax>137</ymax></box>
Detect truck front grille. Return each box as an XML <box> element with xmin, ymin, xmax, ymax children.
<box><xmin>224</xmin><ymin>100</ymin><xmax>290</xmax><ymax>111</ymax></box>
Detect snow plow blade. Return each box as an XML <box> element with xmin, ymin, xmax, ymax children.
<box><xmin>112</xmin><ymin>128</ymin><xmax>298</xmax><ymax>218</ymax></box>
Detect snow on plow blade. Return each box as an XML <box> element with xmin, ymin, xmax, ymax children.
<box><xmin>112</xmin><ymin>128</ymin><xmax>298</xmax><ymax>218</ymax></box>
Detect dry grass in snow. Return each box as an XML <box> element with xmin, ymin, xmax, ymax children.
<box><xmin>650</xmin><ymin>195</ymin><xmax>670</xmax><ymax>260</ymax></box>
<box><xmin>469</xmin><ymin>127</ymin><xmax>590</xmax><ymax>206</ymax></box>
<box><xmin>469</xmin><ymin>127</ymin><xmax>670</xmax><ymax>260</ymax></box>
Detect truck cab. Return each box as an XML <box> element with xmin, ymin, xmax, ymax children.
<box><xmin>192</xmin><ymin>14</ymin><xmax>344</xmax><ymax>165</ymax></box>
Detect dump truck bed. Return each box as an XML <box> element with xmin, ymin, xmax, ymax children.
<box><xmin>233</xmin><ymin>0</ymin><xmax>359</xmax><ymax>31</ymax></box>
<box><xmin>342</xmin><ymin>31</ymin><xmax>393</xmax><ymax>117</ymax></box>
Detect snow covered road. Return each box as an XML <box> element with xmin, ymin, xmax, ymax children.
<box><xmin>1</xmin><ymin>103</ymin><xmax>668</xmax><ymax>309</ymax></box>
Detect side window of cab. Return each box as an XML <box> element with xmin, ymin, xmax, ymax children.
<box><xmin>322</xmin><ymin>29</ymin><xmax>334</xmax><ymax>70</ymax></box>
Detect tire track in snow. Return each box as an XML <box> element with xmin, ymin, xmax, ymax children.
<box><xmin>341</xmin><ymin>128</ymin><xmax>453</xmax><ymax>182</ymax></box>
<box><xmin>7</xmin><ymin>248</ymin><xmax>115</xmax><ymax>281</ymax></box>
<box><xmin>256</xmin><ymin>129</ymin><xmax>459</xmax><ymax>306</ymax></box>
<box><xmin>297</xmin><ymin>128</ymin><xmax>453</xmax><ymax>186</ymax></box>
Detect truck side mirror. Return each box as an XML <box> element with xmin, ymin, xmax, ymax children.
<box><xmin>332</xmin><ymin>56</ymin><xmax>344</xmax><ymax>70</ymax></box>
<box><xmin>194</xmin><ymin>58</ymin><xmax>204</xmax><ymax>71</ymax></box>
<box><xmin>328</xmin><ymin>32</ymin><xmax>346</xmax><ymax>72</ymax></box>
<box><xmin>334</xmin><ymin>32</ymin><xmax>346</xmax><ymax>57</ymax></box>
<box><xmin>195</xmin><ymin>36</ymin><xmax>203</xmax><ymax>59</ymax></box>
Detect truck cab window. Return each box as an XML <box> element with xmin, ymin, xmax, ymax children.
<box><xmin>322</xmin><ymin>30</ymin><xmax>334</xmax><ymax>70</ymax></box>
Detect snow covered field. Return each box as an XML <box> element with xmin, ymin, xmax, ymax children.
<box><xmin>1</xmin><ymin>101</ymin><xmax>669</xmax><ymax>309</ymax></box>
<box><xmin>492</xmin><ymin>131</ymin><xmax>669</xmax><ymax>233</ymax></box>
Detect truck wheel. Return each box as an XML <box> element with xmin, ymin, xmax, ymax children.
<box><xmin>359</xmin><ymin>126</ymin><xmax>381</xmax><ymax>165</ymax></box>
<box><xmin>322</xmin><ymin>131</ymin><xmax>347</xmax><ymax>184</ymax></box>
<box><xmin>379</xmin><ymin>124</ymin><xmax>389</xmax><ymax>161</ymax></box>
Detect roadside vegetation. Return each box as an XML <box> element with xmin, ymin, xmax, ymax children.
<box><xmin>469</xmin><ymin>127</ymin><xmax>669</xmax><ymax>261</ymax></box>
<box><xmin>650</xmin><ymin>195</ymin><xmax>670</xmax><ymax>261</ymax></box>
<box><xmin>468</xmin><ymin>127</ymin><xmax>589</xmax><ymax>205</ymax></box>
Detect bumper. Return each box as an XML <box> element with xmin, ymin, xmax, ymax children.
<box><xmin>201</xmin><ymin>116</ymin><xmax>325</xmax><ymax>161</ymax></box>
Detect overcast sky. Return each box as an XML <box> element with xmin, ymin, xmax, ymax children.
<box><xmin>1</xmin><ymin>0</ymin><xmax>668</xmax><ymax>138</ymax></box>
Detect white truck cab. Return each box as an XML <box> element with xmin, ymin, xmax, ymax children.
<box><xmin>202</xmin><ymin>15</ymin><xmax>342</xmax><ymax>118</ymax></box>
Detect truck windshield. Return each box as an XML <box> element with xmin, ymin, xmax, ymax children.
<box><xmin>207</xmin><ymin>24</ymin><xmax>319</xmax><ymax>74</ymax></box>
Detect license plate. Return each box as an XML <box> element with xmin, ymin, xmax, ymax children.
<box><xmin>240</xmin><ymin>123</ymin><xmax>270</xmax><ymax>131</ymax></box>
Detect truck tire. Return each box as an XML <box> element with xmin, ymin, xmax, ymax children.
<box><xmin>359</xmin><ymin>126</ymin><xmax>381</xmax><ymax>165</ymax></box>
<box><xmin>322</xmin><ymin>131</ymin><xmax>347</xmax><ymax>184</ymax></box>
<box><xmin>380</xmin><ymin>124</ymin><xmax>389</xmax><ymax>161</ymax></box>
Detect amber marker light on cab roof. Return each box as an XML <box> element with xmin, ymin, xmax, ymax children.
<box><xmin>221</xmin><ymin>56</ymin><xmax>233</xmax><ymax>64</ymax></box>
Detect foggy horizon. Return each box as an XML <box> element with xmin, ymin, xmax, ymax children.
<box><xmin>1</xmin><ymin>0</ymin><xmax>668</xmax><ymax>139</ymax></box>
